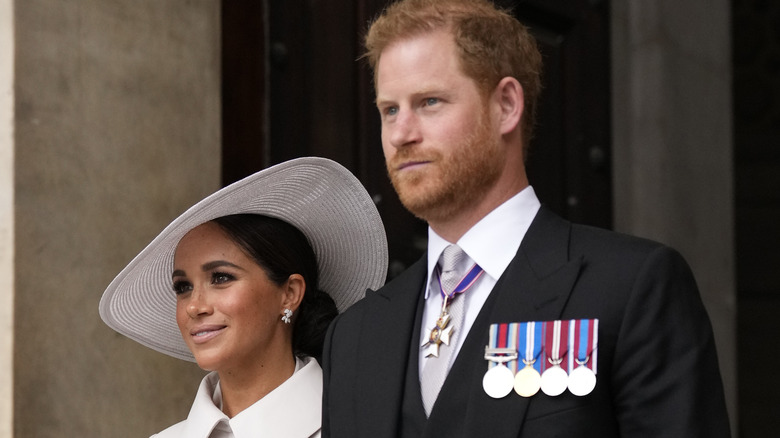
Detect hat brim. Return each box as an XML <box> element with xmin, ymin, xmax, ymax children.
<box><xmin>99</xmin><ymin>157</ymin><xmax>388</xmax><ymax>361</ymax></box>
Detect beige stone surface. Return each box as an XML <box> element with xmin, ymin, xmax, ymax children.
<box><xmin>1</xmin><ymin>0</ymin><xmax>14</xmax><ymax>436</ymax></box>
<box><xmin>612</xmin><ymin>0</ymin><xmax>737</xmax><ymax>433</ymax></box>
<box><xmin>13</xmin><ymin>0</ymin><xmax>220</xmax><ymax>436</ymax></box>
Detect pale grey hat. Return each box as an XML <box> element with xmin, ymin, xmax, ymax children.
<box><xmin>99</xmin><ymin>157</ymin><xmax>388</xmax><ymax>361</ymax></box>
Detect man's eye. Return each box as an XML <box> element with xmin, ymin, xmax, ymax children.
<box><xmin>424</xmin><ymin>97</ymin><xmax>439</xmax><ymax>106</ymax></box>
<box><xmin>172</xmin><ymin>280</ymin><xmax>192</xmax><ymax>295</ymax></box>
<box><xmin>385</xmin><ymin>107</ymin><xmax>398</xmax><ymax>116</ymax></box>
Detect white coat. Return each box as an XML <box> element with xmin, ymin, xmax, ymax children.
<box><xmin>152</xmin><ymin>356</ymin><xmax>322</xmax><ymax>438</ymax></box>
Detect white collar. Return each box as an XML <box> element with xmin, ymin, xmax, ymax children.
<box><xmin>180</xmin><ymin>356</ymin><xmax>322</xmax><ymax>437</ymax></box>
<box><xmin>425</xmin><ymin>186</ymin><xmax>541</xmax><ymax>298</ymax></box>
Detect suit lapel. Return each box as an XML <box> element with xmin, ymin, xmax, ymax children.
<box><xmin>490</xmin><ymin>207</ymin><xmax>583</xmax><ymax>322</ymax></box>
<box><xmin>355</xmin><ymin>257</ymin><xmax>427</xmax><ymax>437</ymax></box>
<box><xmin>426</xmin><ymin>207</ymin><xmax>583</xmax><ymax>437</ymax></box>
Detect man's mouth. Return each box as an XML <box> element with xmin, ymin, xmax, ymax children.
<box><xmin>397</xmin><ymin>160</ymin><xmax>431</xmax><ymax>171</ymax></box>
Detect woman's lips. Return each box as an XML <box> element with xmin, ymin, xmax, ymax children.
<box><xmin>189</xmin><ymin>325</ymin><xmax>226</xmax><ymax>344</ymax></box>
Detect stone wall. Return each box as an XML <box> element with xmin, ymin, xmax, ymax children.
<box><xmin>611</xmin><ymin>0</ymin><xmax>736</xmax><ymax>433</ymax></box>
<box><xmin>1</xmin><ymin>0</ymin><xmax>14</xmax><ymax>436</ymax></box>
<box><xmin>12</xmin><ymin>1</ymin><xmax>220</xmax><ymax>435</ymax></box>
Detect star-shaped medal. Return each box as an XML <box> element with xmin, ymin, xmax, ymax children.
<box><xmin>421</xmin><ymin>312</ymin><xmax>454</xmax><ymax>358</ymax></box>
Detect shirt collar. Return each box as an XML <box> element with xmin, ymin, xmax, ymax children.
<box><xmin>181</xmin><ymin>356</ymin><xmax>322</xmax><ymax>437</ymax></box>
<box><xmin>425</xmin><ymin>186</ymin><xmax>541</xmax><ymax>298</ymax></box>
<box><xmin>180</xmin><ymin>372</ymin><xmax>228</xmax><ymax>438</ymax></box>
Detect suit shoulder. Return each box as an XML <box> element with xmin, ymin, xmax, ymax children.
<box><xmin>565</xmin><ymin>223</ymin><xmax>699</xmax><ymax>289</ymax></box>
<box><xmin>527</xmin><ymin>207</ymin><xmax>684</xmax><ymax>271</ymax></box>
<box><xmin>569</xmin><ymin>223</ymin><xmax>679</xmax><ymax>260</ymax></box>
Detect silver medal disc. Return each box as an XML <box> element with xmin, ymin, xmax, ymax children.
<box><xmin>540</xmin><ymin>365</ymin><xmax>568</xmax><ymax>396</ymax></box>
<box><xmin>567</xmin><ymin>365</ymin><xmax>596</xmax><ymax>396</ymax></box>
<box><xmin>513</xmin><ymin>365</ymin><xmax>542</xmax><ymax>397</ymax></box>
<box><xmin>482</xmin><ymin>364</ymin><xmax>515</xmax><ymax>399</ymax></box>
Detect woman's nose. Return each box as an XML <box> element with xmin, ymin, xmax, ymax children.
<box><xmin>186</xmin><ymin>288</ymin><xmax>213</xmax><ymax>318</ymax></box>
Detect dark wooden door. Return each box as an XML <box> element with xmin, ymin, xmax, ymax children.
<box><xmin>732</xmin><ymin>0</ymin><xmax>780</xmax><ymax>435</ymax></box>
<box><xmin>221</xmin><ymin>0</ymin><xmax>612</xmax><ymax>278</ymax></box>
<box><xmin>503</xmin><ymin>0</ymin><xmax>612</xmax><ymax>229</ymax></box>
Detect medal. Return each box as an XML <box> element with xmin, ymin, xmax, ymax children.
<box><xmin>482</xmin><ymin>324</ymin><xmax>518</xmax><ymax>398</ymax></box>
<box><xmin>567</xmin><ymin>318</ymin><xmax>598</xmax><ymax>396</ymax></box>
<box><xmin>514</xmin><ymin>360</ymin><xmax>542</xmax><ymax>397</ymax></box>
<box><xmin>514</xmin><ymin>321</ymin><xmax>543</xmax><ymax>397</ymax></box>
<box><xmin>540</xmin><ymin>359</ymin><xmax>568</xmax><ymax>396</ymax></box>
<box><xmin>482</xmin><ymin>348</ymin><xmax>517</xmax><ymax>398</ymax></box>
<box><xmin>540</xmin><ymin>320</ymin><xmax>569</xmax><ymax>397</ymax></box>
<box><xmin>568</xmin><ymin>359</ymin><xmax>597</xmax><ymax>396</ymax></box>
<box><xmin>483</xmin><ymin>364</ymin><xmax>515</xmax><ymax>398</ymax></box>
<box><xmin>421</xmin><ymin>302</ymin><xmax>454</xmax><ymax>358</ymax></box>
<box><xmin>422</xmin><ymin>263</ymin><xmax>484</xmax><ymax>358</ymax></box>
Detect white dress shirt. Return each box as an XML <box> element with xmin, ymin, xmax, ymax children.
<box><xmin>152</xmin><ymin>356</ymin><xmax>322</xmax><ymax>438</ymax></box>
<box><xmin>418</xmin><ymin>186</ymin><xmax>541</xmax><ymax>374</ymax></box>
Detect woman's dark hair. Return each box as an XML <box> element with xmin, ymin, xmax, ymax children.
<box><xmin>211</xmin><ymin>214</ymin><xmax>338</xmax><ymax>361</ymax></box>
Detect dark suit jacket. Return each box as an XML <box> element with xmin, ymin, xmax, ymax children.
<box><xmin>322</xmin><ymin>207</ymin><xmax>730</xmax><ymax>437</ymax></box>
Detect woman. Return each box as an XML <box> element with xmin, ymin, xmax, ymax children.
<box><xmin>99</xmin><ymin>157</ymin><xmax>388</xmax><ymax>437</ymax></box>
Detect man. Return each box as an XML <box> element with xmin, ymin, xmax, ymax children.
<box><xmin>322</xmin><ymin>0</ymin><xmax>731</xmax><ymax>436</ymax></box>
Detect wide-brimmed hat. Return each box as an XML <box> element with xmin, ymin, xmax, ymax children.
<box><xmin>99</xmin><ymin>157</ymin><xmax>388</xmax><ymax>361</ymax></box>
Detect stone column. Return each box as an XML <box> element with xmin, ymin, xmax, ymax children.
<box><xmin>0</xmin><ymin>0</ymin><xmax>14</xmax><ymax>436</ymax></box>
<box><xmin>12</xmin><ymin>1</ymin><xmax>220</xmax><ymax>436</ymax></box>
<box><xmin>611</xmin><ymin>0</ymin><xmax>737</xmax><ymax>433</ymax></box>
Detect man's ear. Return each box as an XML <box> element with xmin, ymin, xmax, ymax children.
<box><xmin>493</xmin><ymin>76</ymin><xmax>524</xmax><ymax>135</ymax></box>
<box><xmin>281</xmin><ymin>274</ymin><xmax>306</xmax><ymax>313</ymax></box>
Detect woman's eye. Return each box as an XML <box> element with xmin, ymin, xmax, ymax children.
<box><xmin>384</xmin><ymin>106</ymin><xmax>398</xmax><ymax>116</ymax></box>
<box><xmin>212</xmin><ymin>272</ymin><xmax>235</xmax><ymax>285</ymax></box>
<box><xmin>172</xmin><ymin>280</ymin><xmax>192</xmax><ymax>295</ymax></box>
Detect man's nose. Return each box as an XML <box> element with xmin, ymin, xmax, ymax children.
<box><xmin>388</xmin><ymin>110</ymin><xmax>422</xmax><ymax>148</ymax></box>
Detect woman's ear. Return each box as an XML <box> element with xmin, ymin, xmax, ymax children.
<box><xmin>493</xmin><ymin>76</ymin><xmax>524</xmax><ymax>136</ymax></box>
<box><xmin>281</xmin><ymin>273</ymin><xmax>306</xmax><ymax>313</ymax></box>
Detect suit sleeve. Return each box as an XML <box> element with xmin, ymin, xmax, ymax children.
<box><xmin>611</xmin><ymin>246</ymin><xmax>730</xmax><ymax>437</ymax></box>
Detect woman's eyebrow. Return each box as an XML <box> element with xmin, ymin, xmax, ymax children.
<box><xmin>172</xmin><ymin>260</ymin><xmax>245</xmax><ymax>279</ymax></box>
<box><xmin>201</xmin><ymin>260</ymin><xmax>244</xmax><ymax>272</ymax></box>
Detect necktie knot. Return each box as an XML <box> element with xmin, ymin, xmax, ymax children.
<box><xmin>438</xmin><ymin>244</ymin><xmax>467</xmax><ymax>294</ymax></box>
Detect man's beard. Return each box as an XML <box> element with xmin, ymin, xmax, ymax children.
<box><xmin>386</xmin><ymin>108</ymin><xmax>503</xmax><ymax>224</ymax></box>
